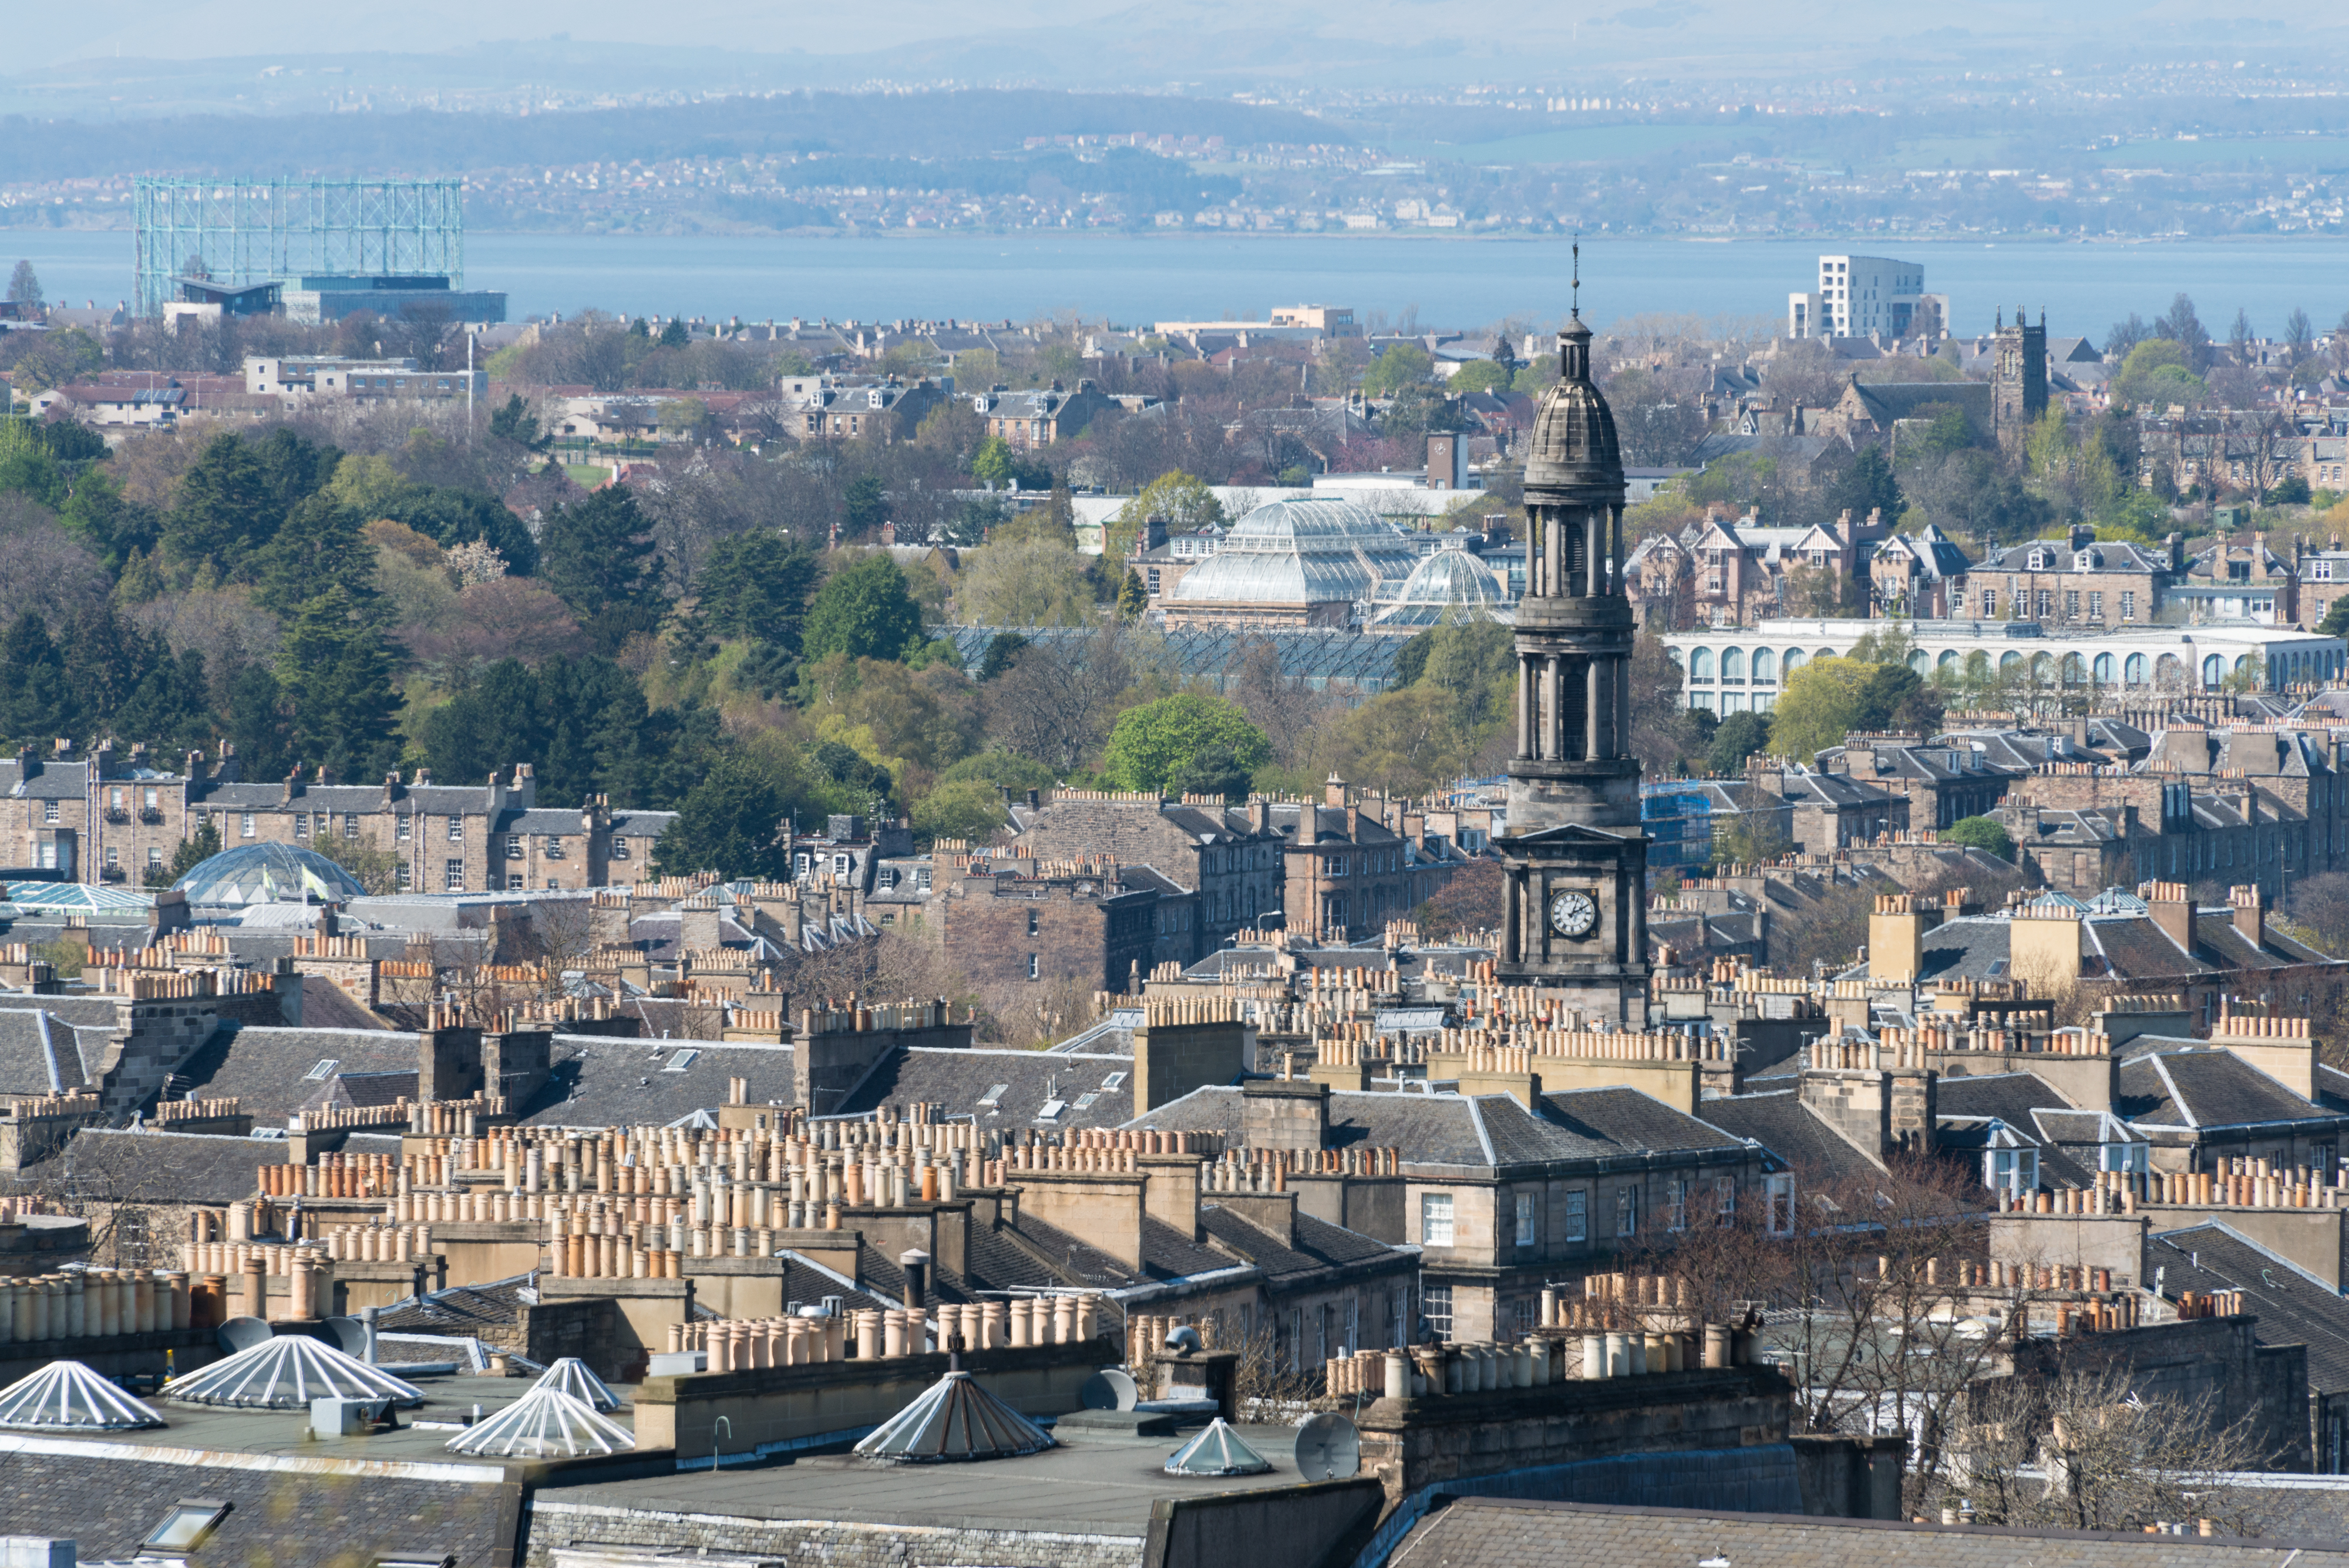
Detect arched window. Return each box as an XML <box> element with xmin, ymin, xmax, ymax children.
<box><xmin>2061</xmin><ymin>653</ymin><xmax>2086</xmax><ymax>683</ymax></box>
<box><xmin>1816</xmin><ymin>647</ymin><xmax>1837</xmax><ymax>662</ymax></box>
<box><xmin>1751</xmin><ymin>649</ymin><xmax>1778</xmax><ymax>685</ymax></box>
<box><xmin>1783</xmin><ymin>650</ymin><xmax>1807</xmax><ymax>675</ymax></box>
<box><xmin>2124</xmin><ymin>652</ymin><xmax>2148</xmax><ymax>686</ymax></box>
<box><xmin>2092</xmin><ymin>654</ymin><xmax>2115</xmax><ymax>684</ymax></box>
<box><xmin>2202</xmin><ymin>654</ymin><xmax>2224</xmax><ymax>687</ymax></box>
<box><xmin>2000</xmin><ymin>651</ymin><xmax>2024</xmax><ymax>673</ymax></box>
<box><xmin>1721</xmin><ymin>648</ymin><xmax>1746</xmax><ymax>682</ymax></box>
<box><xmin>2032</xmin><ymin>652</ymin><xmax>2055</xmax><ymax>679</ymax></box>
<box><xmin>2156</xmin><ymin>652</ymin><xmax>2183</xmax><ymax>689</ymax></box>
<box><xmin>1908</xmin><ymin>650</ymin><xmax>1930</xmax><ymax>674</ymax></box>
<box><xmin>1690</xmin><ymin>648</ymin><xmax>1715</xmax><ymax>681</ymax></box>
<box><xmin>1938</xmin><ymin>650</ymin><xmax>1960</xmax><ymax>670</ymax></box>
<box><xmin>1967</xmin><ymin>651</ymin><xmax>1992</xmax><ymax>680</ymax></box>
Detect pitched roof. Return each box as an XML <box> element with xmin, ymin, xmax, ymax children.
<box><xmin>1695</xmin><ymin>1091</ymin><xmax>1880</xmax><ymax>1182</ymax></box>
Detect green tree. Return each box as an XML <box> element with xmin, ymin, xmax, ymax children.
<box><xmin>939</xmin><ymin>750</ymin><xmax>1056</xmax><ymax>793</ymax></box>
<box><xmin>2110</xmin><ymin>340</ymin><xmax>2203</xmax><ymax>409</ymax></box>
<box><xmin>696</xmin><ymin>533</ymin><xmax>821</xmax><ymax>647</ymax></box>
<box><xmin>537</xmin><ymin>486</ymin><xmax>665</xmax><ymax>654</ymax></box>
<box><xmin>977</xmin><ymin>632</ymin><xmax>1031</xmax><ymax>682</ymax></box>
<box><xmin>1101</xmin><ymin>694</ymin><xmax>1270</xmax><ymax>794</ymax></box>
<box><xmin>1825</xmin><ymin>445</ymin><xmax>1904</xmax><ymax>525</ymax></box>
<box><xmin>1361</xmin><ymin>342</ymin><xmax>1435</xmax><ymax>396</ymax></box>
<box><xmin>158</xmin><ymin>815</ymin><xmax>222</xmax><ymax>887</ymax></box>
<box><xmin>971</xmin><ymin>436</ymin><xmax>1052</xmax><ymax>490</ymax></box>
<box><xmin>0</xmin><ymin>610</ymin><xmax>75</xmax><ymax>742</ymax></box>
<box><xmin>652</xmin><ymin>753</ymin><xmax>793</xmax><ymax>880</ymax></box>
<box><xmin>659</xmin><ymin>317</ymin><xmax>690</xmax><ymax>349</ymax></box>
<box><xmin>843</xmin><ymin>473</ymin><xmax>888</xmax><ymax>538</ymax></box>
<box><xmin>488</xmin><ymin>393</ymin><xmax>553</xmax><ymax>452</ymax></box>
<box><xmin>1944</xmin><ymin>816</ymin><xmax>2015</xmax><ymax>860</ymax></box>
<box><xmin>2318</xmin><ymin>598</ymin><xmax>2349</xmax><ymax>639</ymax></box>
<box><xmin>1448</xmin><ymin>361</ymin><xmax>1512</xmax><ymax>396</ymax></box>
<box><xmin>1118</xmin><ymin>570</ymin><xmax>1149</xmax><ymax>619</ymax></box>
<box><xmin>1705</xmin><ymin>710</ymin><xmax>1772</xmax><ymax>775</ymax></box>
<box><xmin>955</xmin><ymin>536</ymin><xmax>1095</xmax><ymax>627</ymax></box>
<box><xmin>274</xmin><ymin>587</ymin><xmax>404</xmax><ymax>779</ymax></box>
<box><xmin>910</xmin><ymin>778</ymin><xmax>1007</xmax><ymax>846</ymax></box>
<box><xmin>1171</xmin><ymin>743</ymin><xmax>1254</xmax><ymax>803</ymax></box>
<box><xmin>803</xmin><ymin>553</ymin><xmax>926</xmax><ymax>664</ymax></box>
<box><xmin>255</xmin><ymin>496</ymin><xmax>379</xmax><ymax>617</ymax></box>
<box><xmin>1107</xmin><ymin>472</ymin><xmax>1224</xmax><ymax>562</ymax></box>
<box><xmin>1766</xmin><ymin>655</ymin><xmax>1875</xmax><ymax>763</ymax></box>
<box><xmin>163</xmin><ymin>433</ymin><xmax>281</xmax><ymax>580</ymax></box>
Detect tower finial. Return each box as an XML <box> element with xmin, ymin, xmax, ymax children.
<box><xmin>1571</xmin><ymin>234</ymin><xmax>1581</xmax><ymax>319</ymax></box>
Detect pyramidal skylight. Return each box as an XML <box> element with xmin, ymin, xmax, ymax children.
<box><xmin>165</xmin><ymin>1334</ymin><xmax>424</xmax><ymax>1409</ymax></box>
<box><xmin>443</xmin><ymin>1387</ymin><xmax>634</xmax><ymax>1458</ymax></box>
<box><xmin>1165</xmin><ymin>1417</ymin><xmax>1272</xmax><ymax>1476</ymax></box>
<box><xmin>529</xmin><ymin>1357</ymin><xmax>621</xmax><ymax>1414</ymax></box>
<box><xmin>854</xmin><ymin>1370</ymin><xmax>1055</xmax><ymax>1463</ymax></box>
<box><xmin>0</xmin><ymin>1360</ymin><xmax>164</xmax><ymax>1431</ymax></box>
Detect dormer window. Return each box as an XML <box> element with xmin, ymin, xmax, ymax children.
<box><xmin>2027</xmin><ymin>550</ymin><xmax>2048</xmax><ymax>570</ymax></box>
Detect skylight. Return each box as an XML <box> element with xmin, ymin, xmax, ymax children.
<box><xmin>977</xmin><ymin>1083</ymin><xmax>1009</xmax><ymax>1106</ymax></box>
<box><xmin>1100</xmin><ymin>1072</ymin><xmax>1128</xmax><ymax>1091</ymax></box>
<box><xmin>1036</xmin><ymin>1099</ymin><xmax>1066</xmax><ymax>1121</ymax></box>
<box><xmin>304</xmin><ymin>1059</ymin><xmax>339</xmax><ymax>1081</ymax></box>
<box><xmin>1073</xmin><ymin>1092</ymin><xmax>1099</xmax><ymax>1109</ymax></box>
<box><xmin>661</xmin><ymin>1049</ymin><xmax>700</xmax><ymax>1072</ymax></box>
<box><xmin>144</xmin><ymin>1500</ymin><xmax>232</xmax><ymax>1553</ymax></box>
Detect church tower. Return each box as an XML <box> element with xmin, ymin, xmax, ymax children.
<box><xmin>1496</xmin><ymin>278</ymin><xmax>1649</xmax><ymax>1023</ymax></box>
<box><xmin>1991</xmin><ymin>306</ymin><xmax>2048</xmax><ymax>452</ymax></box>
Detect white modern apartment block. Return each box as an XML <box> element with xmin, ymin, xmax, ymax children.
<box><xmin>1788</xmin><ymin>254</ymin><xmax>1947</xmax><ymax>341</ymax></box>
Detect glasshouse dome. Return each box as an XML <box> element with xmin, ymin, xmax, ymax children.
<box><xmin>1165</xmin><ymin>498</ymin><xmax>1419</xmax><ymax>611</ymax></box>
<box><xmin>1373</xmin><ymin>536</ymin><xmax>1512</xmax><ymax>629</ymax></box>
<box><xmin>169</xmin><ymin>843</ymin><xmax>368</xmax><ymax>907</ymax></box>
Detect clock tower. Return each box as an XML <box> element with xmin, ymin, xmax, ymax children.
<box><xmin>1495</xmin><ymin>276</ymin><xmax>1650</xmax><ymax>1023</ymax></box>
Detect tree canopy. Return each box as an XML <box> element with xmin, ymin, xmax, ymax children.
<box><xmin>1100</xmin><ymin>693</ymin><xmax>1270</xmax><ymax>794</ymax></box>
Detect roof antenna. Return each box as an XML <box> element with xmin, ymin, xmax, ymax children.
<box><xmin>1571</xmin><ymin>234</ymin><xmax>1581</xmax><ymax>321</ymax></box>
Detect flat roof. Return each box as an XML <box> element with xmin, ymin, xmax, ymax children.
<box><xmin>541</xmin><ymin>1419</ymin><xmax>1310</xmax><ymax>1532</ymax></box>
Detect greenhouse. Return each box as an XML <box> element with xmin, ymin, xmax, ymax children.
<box><xmin>168</xmin><ymin>843</ymin><xmax>369</xmax><ymax>906</ymax></box>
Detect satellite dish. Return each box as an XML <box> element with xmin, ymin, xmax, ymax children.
<box><xmin>323</xmin><ymin>1316</ymin><xmax>368</xmax><ymax>1358</ymax></box>
<box><xmin>1079</xmin><ymin>1368</ymin><xmax>1138</xmax><ymax>1411</ymax></box>
<box><xmin>1166</xmin><ymin>1325</ymin><xmax>1204</xmax><ymax>1353</ymax></box>
<box><xmin>216</xmin><ymin>1316</ymin><xmax>272</xmax><ymax>1354</ymax></box>
<box><xmin>1294</xmin><ymin>1412</ymin><xmax>1361</xmax><ymax>1480</ymax></box>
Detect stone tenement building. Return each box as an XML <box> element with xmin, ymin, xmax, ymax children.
<box><xmin>1815</xmin><ymin>732</ymin><xmax>2017</xmax><ymax>830</ymax></box>
<box><xmin>930</xmin><ymin>851</ymin><xmax>1162</xmax><ymax>997</ymax></box>
<box><xmin>1959</xmin><ymin>527</ymin><xmax>2184</xmax><ymax>628</ymax></box>
<box><xmin>1998</xmin><ymin>724</ymin><xmax>2347</xmax><ymax>900</ymax></box>
<box><xmin>3</xmin><ymin>745</ymin><xmax>674</xmax><ymax>893</ymax></box>
<box><xmin>1002</xmin><ymin>782</ymin><xmax>1468</xmax><ymax>952</ymax></box>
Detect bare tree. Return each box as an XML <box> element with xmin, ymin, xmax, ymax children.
<box><xmin>1931</xmin><ymin>1363</ymin><xmax>2271</xmax><ymax>1533</ymax></box>
<box><xmin>981</xmin><ymin>624</ymin><xmax>1138</xmax><ymax>773</ymax></box>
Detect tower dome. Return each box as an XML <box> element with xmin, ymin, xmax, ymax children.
<box><xmin>1522</xmin><ymin>315</ymin><xmax>1622</xmax><ymax>495</ymax></box>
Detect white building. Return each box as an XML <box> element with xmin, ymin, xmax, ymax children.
<box><xmin>1663</xmin><ymin>618</ymin><xmax>2345</xmax><ymax>715</ymax></box>
<box><xmin>1788</xmin><ymin>254</ymin><xmax>1946</xmax><ymax>341</ymax></box>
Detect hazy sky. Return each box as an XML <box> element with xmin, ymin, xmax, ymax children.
<box><xmin>15</xmin><ymin>0</ymin><xmax>2345</xmax><ymax>82</ymax></box>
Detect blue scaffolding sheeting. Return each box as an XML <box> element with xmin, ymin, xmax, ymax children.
<box><xmin>946</xmin><ymin>626</ymin><xmax>1408</xmax><ymax>694</ymax></box>
<box><xmin>1641</xmin><ymin>782</ymin><xmax>1715</xmax><ymax>872</ymax></box>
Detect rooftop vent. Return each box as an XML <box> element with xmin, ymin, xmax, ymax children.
<box><xmin>443</xmin><ymin>1386</ymin><xmax>634</xmax><ymax>1458</ymax></box>
<box><xmin>166</xmin><ymin>1334</ymin><xmax>425</xmax><ymax>1409</ymax></box>
<box><xmin>853</xmin><ymin>1369</ymin><xmax>1055</xmax><ymax>1463</ymax></box>
<box><xmin>0</xmin><ymin>1359</ymin><xmax>166</xmax><ymax>1431</ymax></box>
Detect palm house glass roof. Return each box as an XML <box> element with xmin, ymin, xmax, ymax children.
<box><xmin>1372</xmin><ymin>537</ymin><xmax>1512</xmax><ymax>628</ymax></box>
<box><xmin>1166</xmin><ymin>498</ymin><xmax>1419</xmax><ymax>606</ymax></box>
<box><xmin>169</xmin><ymin>843</ymin><xmax>369</xmax><ymax>906</ymax></box>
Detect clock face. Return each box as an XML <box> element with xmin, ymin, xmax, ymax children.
<box><xmin>1549</xmin><ymin>889</ymin><xmax>1599</xmax><ymax>938</ymax></box>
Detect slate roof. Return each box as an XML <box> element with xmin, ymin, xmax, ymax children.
<box><xmin>1128</xmin><ymin>1084</ymin><xmax>1751</xmax><ymax>1173</ymax></box>
<box><xmin>2147</xmin><ymin>1224</ymin><xmax>2349</xmax><ymax>1395</ymax></box>
<box><xmin>1695</xmin><ymin>1091</ymin><xmax>1880</xmax><ymax>1182</ymax></box>
<box><xmin>1385</xmin><ymin>1496</ymin><xmax>2349</xmax><ymax>1568</ymax></box>
<box><xmin>517</xmin><ymin>1034</ymin><xmax>794</xmax><ymax>1128</ymax></box>
<box><xmin>837</xmin><ymin>1046</ymin><xmax>1138</xmax><ymax>1130</ymax></box>
<box><xmin>2118</xmin><ymin>1048</ymin><xmax>2343</xmax><ymax>1132</ymax></box>
<box><xmin>0</xmin><ymin>1004</ymin><xmax>106</xmax><ymax>1095</ymax></box>
<box><xmin>1197</xmin><ymin>1206</ymin><xmax>1406</xmax><ymax>1283</ymax></box>
<box><xmin>376</xmin><ymin>1276</ymin><xmax>537</xmax><ymax>1335</ymax></box>
<box><xmin>0</xmin><ymin>1127</ymin><xmax>280</xmax><ymax>1204</ymax></box>
<box><xmin>172</xmin><ymin>1025</ymin><xmax>425</xmax><ymax>1121</ymax></box>
<box><xmin>0</xmin><ymin>1446</ymin><xmax>513</xmax><ymax>1567</ymax></box>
